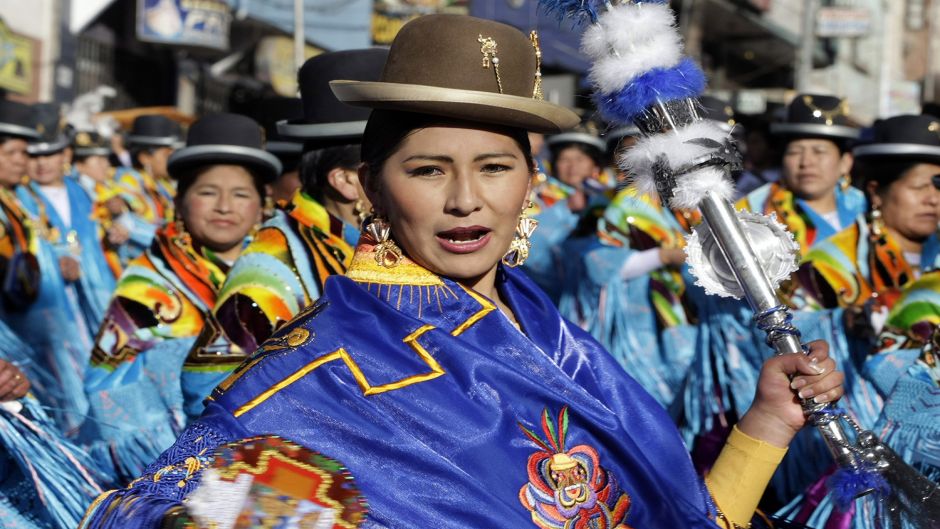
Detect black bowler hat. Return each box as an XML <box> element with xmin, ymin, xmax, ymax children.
<box><xmin>248</xmin><ymin>97</ymin><xmax>303</xmax><ymax>174</ymax></box>
<box><xmin>126</xmin><ymin>115</ymin><xmax>183</xmax><ymax>148</ymax></box>
<box><xmin>853</xmin><ymin>114</ymin><xmax>940</xmax><ymax>165</ymax></box>
<box><xmin>277</xmin><ymin>48</ymin><xmax>388</xmax><ymax>145</ymax></box>
<box><xmin>699</xmin><ymin>95</ymin><xmax>736</xmax><ymax>132</ymax></box>
<box><xmin>547</xmin><ymin>121</ymin><xmax>606</xmax><ymax>154</ymax></box>
<box><xmin>771</xmin><ymin>93</ymin><xmax>859</xmax><ymax>141</ymax></box>
<box><xmin>603</xmin><ymin>124</ymin><xmax>640</xmax><ymax>155</ymax></box>
<box><xmin>72</xmin><ymin>130</ymin><xmax>111</xmax><ymax>157</ymax></box>
<box><xmin>167</xmin><ymin>113</ymin><xmax>282</xmax><ymax>182</ymax></box>
<box><xmin>0</xmin><ymin>100</ymin><xmax>40</xmax><ymax>140</ymax></box>
<box><xmin>27</xmin><ymin>103</ymin><xmax>68</xmax><ymax>156</ymax></box>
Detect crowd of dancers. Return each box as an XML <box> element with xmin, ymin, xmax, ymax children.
<box><xmin>0</xmin><ymin>26</ymin><xmax>936</xmax><ymax>529</ymax></box>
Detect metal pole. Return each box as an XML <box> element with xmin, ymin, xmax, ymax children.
<box><xmin>797</xmin><ymin>0</ymin><xmax>818</xmax><ymax>92</ymax></box>
<box><xmin>696</xmin><ymin>191</ymin><xmax>859</xmax><ymax>469</ymax></box>
<box><xmin>295</xmin><ymin>0</ymin><xmax>305</xmax><ymax>79</ymax></box>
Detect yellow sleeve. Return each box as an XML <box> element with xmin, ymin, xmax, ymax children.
<box><xmin>705</xmin><ymin>425</ymin><xmax>788</xmax><ymax>527</ymax></box>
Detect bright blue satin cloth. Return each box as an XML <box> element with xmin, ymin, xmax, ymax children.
<box><xmin>83</xmin><ymin>257</ymin><xmax>719</xmax><ymax>528</ymax></box>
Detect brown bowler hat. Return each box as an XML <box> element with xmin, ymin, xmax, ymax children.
<box><xmin>330</xmin><ymin>15</ymin><xmax>579</xmax><ymax>134</ymax></box>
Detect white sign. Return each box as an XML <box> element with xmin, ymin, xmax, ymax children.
<box><xmin>816</xmin><ymin>7</ymin><xmax>872</xmax><ymax>38</ymax></box>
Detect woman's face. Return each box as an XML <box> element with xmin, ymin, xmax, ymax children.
<box><xmin>781</xmin><ymin>138</ymin><xmax>852</xmax><ymax>201</ymax></box>
<box><xmin>178</xmin><ymin>165</ymin><xmax>263</xmax><ymax>253</ymax></box>
<box><xmin>369</xmin><ymin>126</ymin><xmax>532</xmax><ymax>283</ymax></box>
<box><xmin>554</xmin><ymin>145</ymin><xmax>600</xmax><ymax>189</ymax></box>
<box><xmin>28</xmin><ymin>151</ymin><xmax>66</xmax><ymax>186</ymax></box>
<box><xmin>140</xmin><ymin>146</ymin><xmax>173</xmax><ymax>179</ymax></box>
<box><xmin>76</xmin><ymin>155</ymin><xmax>111</xmax><ymax>183</ymax></box>
<box><xmin>0</xmin><ymin>139</ymin><xmax>28</xmax><ymax>188</ymax></box>
<box><xmin>878</xmin><ymin>163</ymin><xmax>940</xmax><ymax>242</ymax></box>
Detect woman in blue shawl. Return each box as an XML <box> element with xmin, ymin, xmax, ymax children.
<box><xmin>82</xmin><ymin>15</ymin><xmax>845</xmax><ymax>529</ymax></box>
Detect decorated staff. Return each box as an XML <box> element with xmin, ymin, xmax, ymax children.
<box><xmin>538</xmin><ymin>0</ymin><xmax>940</xmax><ymax>524</ymax></box>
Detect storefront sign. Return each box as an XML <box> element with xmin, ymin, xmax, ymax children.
<box><xmin>372</xmin><ymin>0</ymin><xmax>469</xmax><ymax>45</ymax></box>
<box><xmin>816</xmin><ymin>7</ymin><xmax>872</xmax><ymax>38</ymax></box>
<box><xmin>255</xmin><ymin>36</ymin><xmax>324</xmax><ymax>97</ymax></box>
<box><xmin>137</xmin><ymin>0</ymin><xmax>231</xmax><ymax>51</ymax></box>
<box><xmin>0</xmin><ymin>18</ymin><xmax>35</xmax><ymax>95</ymax></box>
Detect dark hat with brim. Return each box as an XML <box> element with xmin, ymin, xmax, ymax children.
<box><xmin>27</xmin><ymin>136</ymin><xmax>69</xmax><ymax>156</ymax></box>
<box><xmin>27</xmin><ymin>103</ymin><xmax>68</xmax><ymax>156</ymax></box>
<box><xmin>700</xmin><ymin>95</ymin><xmax>737</xmax><ymax>132</ymax></box>
<box><xmin>239</xmin><ymin>96</ymin><xmax>304</xmax><ymax>172</ymax></box>
<box><xmin>167</xmin><ymin>113</ymin><xmax>282</xmax><ymax>182</ymax></box>
<box><xmin>330</xmin><ymin>15</ymin><xmax>578</xmax><ymax>134</ymax></box>
<box><xmin>126</xmin><ymin>115</ymin><xmax>184</xmax><ymax>148</ymax></box>
<box><xmin>771</xmin><ymin>93</ymin><xmax>860</xmax><ymax>141</ymax></box>
<box><xmin>278</xmin><ymin>49</ymin><xmax>388</xmax><ymax>144</ymax></box>
<box><xmin>0</xmin><ymin>100</ymin><xmax>40</xmax><ymax>140</ymax></box>
<box><xmin>854</xmin><ymin>114</ymin><xmax>940</xmax><ymax>165</ymax></box>
<box><xmin>72</xmin><ymin>130</ymin><xmax>111</xmax><ymax>157</ymax></box>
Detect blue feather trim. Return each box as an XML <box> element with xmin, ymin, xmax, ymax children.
<box><xmin>595</xmin><ymin>58</ymin><xmax>707</xmax><ymax>123</ymax></box>
<box><xmin>826</xmin><ymin>466</ymin><xmax>890</xmax><ymax>511</ymax></box>
<box><xmin>537</xmin><ymin>0</ymin><xmax>606</xmax><ymax>24</ymax></box>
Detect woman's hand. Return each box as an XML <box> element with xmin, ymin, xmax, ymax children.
<box><xmin>737</xmin><ymin>340</ymin><xmax>844</xmax><ymax>448</ymax></box>
<box><xmin>59</xmin><ymin>256</ymin><xmax>81</xmax><ymax>282</ymax></box>
<box><xmin>659</xmin><ymin>247</ymin><xmax>686</xmax><ymax>267</ymax></box>
<box><xmin>107</xmin><ymin>224</ymin><xmax>131</xmax><ymax>245</ymax></box>
<box><xmin>0</xmin><ymin>360</ymin><xmax>29</xmax><ymax>401</ymax></box>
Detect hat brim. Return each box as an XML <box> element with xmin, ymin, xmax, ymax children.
<box><xmin>547</xmin><ymin>132</ymin><xmax>606</xmax><ymax>152</ymax></box>
<box><xmin>27</xmin><ymin>137</ymin><xmax>69</xmax><ymax>156</ymax></box>
<box><xmin>265</xmin><ymin>140</ymin><xmax>303</xmax><ymax>155</ymax></box>
<box><xmin>330</xmin><ymin>80</ymin><xmax>579</xmax><ymax>134</ymax></box>
<box><xmin>73</xmin><ymin>147</ymin><xmax>112</xmax><ymax>157</ymax></box>
<box><xmin>126</xmin><ymin>135</ymin><xmax>183</xmax><ymax>148</ymax></box>
<box><xmin>0</xmin><ymin>123</ymin><xmax>40</xmax><ymax>141</ymax></box>
<box><xmin>276</xmin><ymin>119</ymin><xmax>369</xmax><ymax>141</ymax></box>
<box><xmin>771</xmin><ymin>123</ymin><xmax>860</xmax><ymax>141</ymax></box>
<box><xmin>168</xmin><ymin>144</ymin><xmax>283</xmax><ymax>182</ymax></box>
<box><xmin>853</xmin><ymin>143</ymin><xmax>940</xmax><ymax>164</ymax></box>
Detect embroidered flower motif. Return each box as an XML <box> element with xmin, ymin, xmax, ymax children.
<box><xmin>518</xmin><ymin>406</ymin><xmax>633</xmax><ymax>529</ymax></box>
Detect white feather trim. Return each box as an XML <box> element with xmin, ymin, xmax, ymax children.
<box><xmin>581</xmin><ymin>3</ymin><xmax>678</xmax><ymax>60</ymax></box>
<box><xmin>620</xmin><ymin>121</ymin><xmax>735</xmax><ymax>209</ymax></box>
<box><xmin>581</xmin><ymin>3</ymin><xmax>683</xmax><ymax>94</ymax></box>
<box><xmin>587</xmin><ymin>34</ymin><xmax>683</xmax><ymax>95</ymax></box>
<box><xmin>670</xmin><ymin>166</ymin><xmax>734</xmax><ymax>210</ymax></box>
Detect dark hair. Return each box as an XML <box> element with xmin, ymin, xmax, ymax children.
<box><xmin>548</xmin><ymin>142</ymin><xmax>605</xmax><ymax>170</ymax></box>
<box><xmin>857</xmin><ymin>159</ymin><xmax>922</xmax><ymax>204</ymax></box>
<box><xmin>360</xmin><ymin>110</ymin><xmax>535</xmax><ymax>192</ymax></box>
<box><xmin>299</xmin><ymin>144</ymin><xmax>362</xmax><ymax>200</ymax></box>
<box><xmin>175</xmin><ymin>164</ymin><xmax>268</xmax><ymax>206</ymax></box>
<box><xmin>130</xmin><ymin>146</ymin><xmax>153</xmax><ymax>170</ymax></box>
<box><xmin>73</xmin><ymin>153</ymin><xmax>107</xmax><ymax>165</ymax></box>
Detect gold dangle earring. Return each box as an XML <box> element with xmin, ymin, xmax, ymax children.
<box><xmin>502</xmin><ymin>201</ymin><xmax>538</xmax><ymax>268</ymax></box>
<box><xmin>840</xmin><ymin>173</ymin><xmax>852</xmax><ymax>191</ymax></box>
<box><xmin>364</xmin><ymin>213</ymin><xmax>402</xmax><ymax>268</ymax></box>
<box><xmin>870</xmin><ymin>203</ymin><xmax>885</xmax><ymax>242</ymax></box>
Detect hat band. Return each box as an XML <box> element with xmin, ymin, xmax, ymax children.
<box><xmin>547</xmin><ymin>132</ymin><xmax>607</xmax><ymax>152</ymax></box>
<box><xmin>0</xmin><ymin>123</ymin><xmax>41</xmax><ymax>141</ymax></box>
<box><xmin>854</xmin><ymin>143</ymin><xmax>940</xmax><ymax>160</ymax></box>
<box><xmin>125</xmin><ymin>135</ymin><xmax>181</xmax><ymax>147</ymax></box>
<box><xmin>276</xmin><ymin>119</ymin><xmax>369</xmax><ymax>140</ymax></box>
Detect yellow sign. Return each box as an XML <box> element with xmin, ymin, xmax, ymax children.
<box><xmin>372</xmin><ymin>1</ymin><xmax>469</xmax><ymax>45</ymax></box>
<box><xmin>0</xmin><ymin>18</ymin><xmax>35</xmax><ymax>95</ymax></box>
<box><xmin>255</xmin><ymin>36</ymin><xmax>324</xmax><ymax>97</ymax></box>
